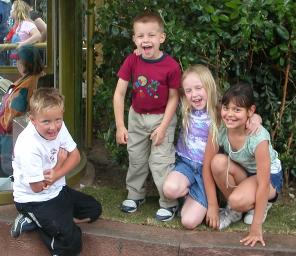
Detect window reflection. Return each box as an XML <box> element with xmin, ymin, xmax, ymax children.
<box><xmin>0</xmin><ymin>1</ymin><xmax>48</xmax><ymax>191</ymax></box>
<box><xmin>0</xmin><ymin>0</ymin><xmax>47</xmax><ymax>67</ymax></box>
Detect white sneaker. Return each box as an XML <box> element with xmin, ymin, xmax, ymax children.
<box><xmin>155</xmin><ymin>206</ymin><xmax>178</xmax><ymax>222</ymax></box>
<box><xmin>219</xmin><ymin>205</ymin><xmax>242</xmax><ymax>230</ymax></box>
<box><xmin>121</xmin><ymin>199</ymin><xmax>145</xmax><ymax>213</ymax></box>
<box><xmin>244</xmin><ymin>202</ymin><xmax>273</xmax><ymax>225</ymax></box>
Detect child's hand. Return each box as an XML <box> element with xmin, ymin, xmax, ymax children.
<box><xmin>116</xmin><ymin>126</ymin><xmax>128</xmax><ymax>144</ymax></box>
<box><xmin>206</xmin><ymin>205</ymin><xmax>220</xmax><ymax>229</ymax></box>
<box><xmin>240</xmin><ymin>224</ymin><xmax>265</xmax><ymax>247</ymax></box>
<box><xmin>43</xmin><ymin>168</ymin><xmax>57</xmax><ymax>185</ymax></box>
<box><xmin>133</xmin><ymin>48</ymin><xmax>142</xmax><ymax>56</ymax></box>
<box><xmin>246</xmin><ymin>113</ymin><xmax>262</xmax><ymax>135</ymax></box>
<box><xmin>42</xmin><ymin>181</ymin><xmax>50</xmax><ymax>190</ymax></box>
<box><xmin>56</xmin><ymin>147</ymin><xmax>68</xmax><ymax>168</ymax></box>
<box><xmin>150</xmin><ymin>126</ymin><xmax>166</xmax><ymax>146</ymax></box>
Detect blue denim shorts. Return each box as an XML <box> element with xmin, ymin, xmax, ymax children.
<box><xmin>247</xmin><ymin>171</ymin><xmax>283</xmax><ymax>193</ymax></box>
<box><xmin>174</xmin><ymin>155</ymin><xmax>207</xmax><ymax>208</ymax></box>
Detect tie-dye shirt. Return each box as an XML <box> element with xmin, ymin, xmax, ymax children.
<box><xmin>176</xmin><ymin>109</ymin><xmax>210</xmax><ymax>164</ymax></box>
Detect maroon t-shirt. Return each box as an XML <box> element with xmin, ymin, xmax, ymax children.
<box><xmin>117</xmin><ymin>53</ymin><xmax>181</xmax><ymax>114</ymax></box>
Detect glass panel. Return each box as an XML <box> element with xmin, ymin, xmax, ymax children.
<box><xmin>0</xmin><ymin>0</ymin><xmax>51</xmax><ymax>191</ymax></box>
<box><xmin>0</xmin><ymin>0</ymin><xmax>50</xmax><ymax>70</ymax></box>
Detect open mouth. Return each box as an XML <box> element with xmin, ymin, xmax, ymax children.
<box><xmin>142</xmin><ymin>46</ymin><xmax>153</xmax><ymax>54</ymax></box>
<box><xmin>192</xmin><ymin>97</ymin><xmax>202</xmax><ymax>105</ymax></box>
<box><xmin>47</xmin><ymin>131</ymin><xmax>57</xmax><ymax>138</ymax></box>
<box><xmin>225</xmin><ymin>119</ymin><xmax>237</xmax><ymax>124</ymax></box>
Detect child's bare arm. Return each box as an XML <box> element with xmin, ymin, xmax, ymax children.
<box><xmin>202</xmin><ymin>133</ymin><xmax>219</xmax><ymax>229</ymax></box>
<box><xmin>151</xmin><ymin>88</ymin><xmax>179</xmax><ymax>146</ymax></box>
<box><xmin>240</xmin><ymin>140</ymin><xmax>270</xmax><ymax>247</ymax></box>
<box><xmin>44</xmin><ymin>148</ymin><xmax>80</xmax><ymax>185</ymax></box>
<box><xmin>17</xmin><ymin>28</ymin><xmax>41</xmax><ymax>48</ymax></box>
<box><xmin>113</xmin><ymin>78</ymin><xmax>129</xmax><ymax>144</ymax></box>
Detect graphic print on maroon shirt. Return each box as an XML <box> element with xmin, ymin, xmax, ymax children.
<box><xmin>118</xmin><ymin>53</ymin><xmax>181</xmax><ymax>114</ymax></box>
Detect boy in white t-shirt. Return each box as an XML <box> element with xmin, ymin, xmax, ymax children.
<box><xmin>11</xmin><ymin>88</ymin><xmax>101</xmax><ymax>256</ymax></box>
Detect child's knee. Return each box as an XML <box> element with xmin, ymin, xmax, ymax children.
<box><xmin>228</xmin><ymin>193</ymin><xmax>245</xmax><ymax>211</ymax></box>
<box><xmin>211</xmin><ymin>154</ymin><xmax>228</xmax><ymax>175</ymax></box>
<box><xmin>163</xmin><ymin>179</ymin><xmax>179</xmax><ymax>199</ymax></box>
<box><xmin>181</xmin><ymin>215</ymin><xmax>201</xmax><ymax>230</ymax></box>
<box><xmin>89</xmin><ymin>200</ymin><xmax>102</xmax><ymax>223</ymax></box>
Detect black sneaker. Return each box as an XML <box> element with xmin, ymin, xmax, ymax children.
<box><xmin>121</xmin><ymin>199</ymin><xmax>145</xmax><ymax>213</ymax></box>
<box><xmin>11</xmin><ymin>213</ymin><xmax>38</xmax><ymax>238</ymax></box>
<box><xmin>155</xmin><ymin>206</ymin><xmax>178</xmax><ymax>222</ymax></box>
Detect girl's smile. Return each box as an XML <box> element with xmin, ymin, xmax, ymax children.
<box><xmin>182</xmin><ymin>73</ymin><xmax>207</xmax><ymax>110</ymax></box>
<box><xmin>221</xmin><ymin>101</ymin><xmax>252</xmax><ymax>130</ymax></box>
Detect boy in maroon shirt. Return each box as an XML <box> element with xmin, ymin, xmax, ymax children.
<box><xmin>113</xmin><ymin>11</ymin><xmax>181</xmax><ymax>221</ymax></box>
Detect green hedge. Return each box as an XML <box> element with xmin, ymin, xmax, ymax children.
<box><xmin>93</xmin><ymin>0</ymin><xmax>296</xmax><ymax>184</ymax></box>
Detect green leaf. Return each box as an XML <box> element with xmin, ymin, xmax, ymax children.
<box><xmin>211</xmin><ymin>15</ymin><xmax>219</xmax><ymax>23</ymax></box>
<box><xmin>279</xmin><ymin>44</ymin><xmax>288</xmax><ymax>52</ymax></box>
<box><xmin>205</xmin><ymin>5</ymin><xmax>215</xmax><ymax>14</ymax></box>
<box><xmin>276</xmin><ymin>25</ymin><xmax>289</xmax><ymax>40</ymax></box>
<box><xmin>291</xmin><ymin>40</ymin><xmax>296</xmax><ymax>49</ymax></box>
<box><xmin>269</xmin><ymin>46</ymin><xmax>278</xmax><ymax>57</ymax></box>
<box><xmin>219</xmin><ymin>14</ymin><xmax>230</xmax><ymax>22</ymax></box>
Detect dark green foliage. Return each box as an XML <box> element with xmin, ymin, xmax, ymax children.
<box><xmin>93</xmin><ymin>0</ymin><xmax>295</xmax><ymax>182</ymax></box>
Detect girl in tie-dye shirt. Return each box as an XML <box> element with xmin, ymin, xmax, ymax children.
<box><xmin>163</xmin><ymin>65</ymin><xmax>220</xmax><ymax>229</ymax></box>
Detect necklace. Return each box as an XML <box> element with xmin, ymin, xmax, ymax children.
<box><xmin>225</xmin><ymin>140</ymin><xmax>238</xmax><ymax>189</ymax></box>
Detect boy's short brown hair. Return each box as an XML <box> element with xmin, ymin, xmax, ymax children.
<box><xmin>29</xmin><ymin>87</ymin><xmax>64</xmax><ymax>116</ymax></box>
<box><xmin>133</xmin><ymin>11</ymin><xmax>164</xmax><ymax>32</ymax></box>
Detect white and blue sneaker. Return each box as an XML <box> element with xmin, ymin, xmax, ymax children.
<box><xmin>155</xmin><ymin>206</ymin><xmax>178</xmax><ymax>222</ymax></box>
<box><xmin>121</xmin><ymin>199</ymin><xmax>145</xmax><ymax>213</ymax></box>
<box><xmin>11</xmin><ymin>213</ymin><xmax>37</xmax><ymax>238</ymax></box>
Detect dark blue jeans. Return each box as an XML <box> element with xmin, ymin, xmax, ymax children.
<box><xmin>0</xmin><ymin>134</ymin><xmax>13</xmax><ymax>177</ymax></box>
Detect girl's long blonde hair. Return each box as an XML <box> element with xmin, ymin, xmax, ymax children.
<box><xmin>181</xmin><ymin>64</ymin><xmax>220</xmax><ymax>144</ymax></box>
<box><xmin>12</xmin><ymin>0</ymin><xmax>31</xmax><ymax>24</ymax></box>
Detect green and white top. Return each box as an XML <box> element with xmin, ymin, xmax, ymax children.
<box><xmin>218</xmin><ymin>125</ymin><xmax>281</xmax><ymax>174</ymax></box>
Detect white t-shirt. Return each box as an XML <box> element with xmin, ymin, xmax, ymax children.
<box><xmin>16</xmin><ymin>20</ymin><xmax>37</xmax><ymax>42</ymax></box>
<box><xmin>13</xmin><ymin>121</ymin><xmax>77</xmax><ymax>203</ymax></box>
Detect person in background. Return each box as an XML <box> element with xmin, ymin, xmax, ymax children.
<box><xmin>7</xmin><ymin>0</ymin><xmax>41</xmax><ymax>65</ymax></box>
<box><xmin>11</xmin><ymin>0</ymin><xmax>47</xmax><ymax>42</ymax></box>
<box><xmin>0</xmin><ymin>0</ymin><xmax>11</xmax><ymax>65</ymax></box>
<box><xmin>0</xmin><ymin>45</ymin><xmax>43</xmax><ymax>177</ymax></box>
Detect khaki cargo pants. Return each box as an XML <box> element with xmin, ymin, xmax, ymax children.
<box><xmin>126</xmin><ymin>107</ymin><xmax>178</xmax><ymax>208</ymax></box>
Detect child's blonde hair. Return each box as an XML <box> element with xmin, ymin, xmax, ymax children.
<box><xmin>133</xmin><ymin>11</ymin><xmax>165</xmax><ymax>32</ymax></box>
<box><xmin>29</xmin><ymin>88</ymin><xmax>64</xmax><ymax>116</ymax></box>
<box><xmin>12</xmin><ymin>0</ymin><xmax>31</xmax><ymax>23</ymax></box>
<box><xmin>181</xmin><ymin>64</ymin><xmax>220</xmax><ymax>144</ymax></box>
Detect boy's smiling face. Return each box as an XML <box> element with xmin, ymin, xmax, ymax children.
<box><xmin>133</xmin><ymin>21</ymin><xmax>166</xmax><ymax>60</ymax></box>
<box><xmin>30</xmin><ymin>106</ymin><xmax>64</xmax><ymax>141</ymax></box>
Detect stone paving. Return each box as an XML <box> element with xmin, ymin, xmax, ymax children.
<box><xmin>0</xmin><ymin>206</ymin><xmax>295</xmax><ymax>256</ymax></box>
<box><xmin>0</xmin><ymin>154</ymin><xmax>295</xmax><ymax>256</ymax></box>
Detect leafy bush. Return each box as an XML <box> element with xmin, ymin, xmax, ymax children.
<box><xmin>93</xmin><ymin>0</ymin><xmax>295</xmax><ymax>184</ymax></box>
